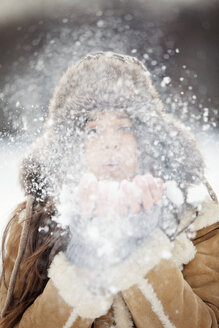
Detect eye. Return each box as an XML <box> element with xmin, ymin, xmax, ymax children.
<box><xmin>119</xmin><ymin>126</ymin><xmax>133</xmax><ymax>132</ymax></box>
<box><xmin>86</xmin><ymin>128</ymin><xmax>97</xmax><ymax>135</ymax></box>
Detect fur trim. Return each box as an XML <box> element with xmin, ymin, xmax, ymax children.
<box><xmin>48</xmin><ymin>252</ymin><xmax>113</xmax><ymax>319</ymax></box>
<box><xmin>174</xmin><ymin>194</ymin><xmax>218</xmax><ymax>233</ymax></box>
<box><xmin>49</xmin><ymin>225</ymin><xmax>201</xmax><ymax>310</ymax></box>
<box><xmin>189</xmin><ymin>200</ymin><xmax>219</xmax><ymax>231</ymax></box>
<box><xmin>98</xmin><ymin>228</ymin><xmax>172</xmax><ymax>293</ymax></box>
<box><xmin>137</xmin><ymin>279</ymin><xmax>176</xmax><ymax>328</ymax></box>
<box><xmin>172</xmin><ymin>233</ymin><xmax>196</xmax><ymax>267</ymax></box>
<box><xmin>171</xmin><ymin>199</ymin><xmax>219</xmax><ymax>267</ymax></box>
<box><xmin>48</xmin><ymin>228</ymin><xmax>172</xmax><ymax>313</ymax></box>
<box><xmin>63</xmin><ymin>310</ymin><xmax>77</xmax><ymax>328</ymax></box>
<box><xmin>113</xmin><ymin>293</ymin><xmax>133</xmax><ymax>328</ymax></box>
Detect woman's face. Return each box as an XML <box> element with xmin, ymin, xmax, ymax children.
<box><xmin>83</xmin><ymin>110</ymin><xmax>138</xmax><ymax>181</ymax></box>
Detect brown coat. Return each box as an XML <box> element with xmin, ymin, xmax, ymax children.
<box><xmin>0</xmin><ymin>200</ymin><xmax>219</xmax><ymax>328</ymax></box>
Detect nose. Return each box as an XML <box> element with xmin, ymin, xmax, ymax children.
<box><xmin>101</xmin><ymin>132</ymin><xmax>119</xmax><ymax>150</ymax></box>
<box><xmin>105</xmin><ymin>144</ymin><xmax>118</xmax><ymax>150</ymax></box>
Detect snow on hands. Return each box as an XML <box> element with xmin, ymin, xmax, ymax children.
<box><xmin>74</xmin><ymin>173</ymin><xmax>164</xmax><ymax>219</ymax></box>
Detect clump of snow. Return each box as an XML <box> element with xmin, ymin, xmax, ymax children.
<box><xmin>53</xmin><ymin>183</ymin><xmax>77</xmax><ymax>228</ymax></box>
<box><xmin>38</xmin><ymin>226</ymin><xmax>49</xmax><ymax>233</ymax></box>
<box><xmin>187</xmin><ymin>231</ymin><xmax>197</xmax><ymax>239</ymax></box>
<box><xmin>186</xmin><ymin>183</ymin><xmax>208</xmax><ymax>205</ymax></box>
<box><xmin>98</xmin><ymin>179</ymin><xmax>120</xmax><ymax>206</ymax></box>
<box><xmin>164</xmin><ymin>181</ymin><xmax>184</xmax><ymax>206</ymax></box>
<box><xmin>55</xmin><ymin>175</ymin><xmax>144</xmax><ymax>229</ymax></box>
<box><xmin>120</xmin><ymin>179</ymin><xmax>142</xmax><ymax>203</ymax></box>
<box><xmin>55</xmin><ymin>175</ymin><xmax>161</xmax><ymax>270</ymax></box>
<box><xmin>160</xmin><ymin>76</ymin><xmax>171</xmax><ymax>87</ymax></box>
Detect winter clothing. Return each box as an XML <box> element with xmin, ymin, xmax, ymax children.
<box><xmin>1</xmin><ymin>195</ymin><xmax>34</xmax><ymax>317</ymax></box>
<box><xmin>1</xmin><ymin>51</ymin><xmax>219</xmax><ymax>327</ymax></box>
<box><xmin>0</xmin><ymin>199</ymin><xmax>218</xmax><ymax>327</ymax></box>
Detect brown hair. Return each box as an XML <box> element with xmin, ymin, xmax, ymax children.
<box><xmin>0</xmin><ymin>200</ymin><xmax>69</xmax><ymax>328</ymax></box>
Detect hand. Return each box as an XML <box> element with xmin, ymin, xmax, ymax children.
<box><xmin>117</xmin><ymin>175</ymin><xmax>163</xmax><ymax>216</ymax></box>
<box><xmin>134</xmin><ymin>174</ymin><xmax>164</xmax><ymax>210</ymax></box>
<box><xmin>75</xmin><ymin>173</ymin><xmax>163</xmax><ymax>218</ymax></box>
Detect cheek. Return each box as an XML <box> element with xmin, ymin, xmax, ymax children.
<box><xmin>83</xmin><ymin>139</ymin><xmax>100</xmax><ymax>163</ymax></box>
<box><xmin>83</xmin><ymin>139</ymin><xmax>95</xmax><ymax>153</ymax></box>
<box><xmin>123</xmin><ymin>136</ymin><xmax>138</xmax><ymax>155</ymax></box>
<box><xmin>121</xmin><ymin>138</ymin><xmax>138</xmax><ymax>166</ymax></box>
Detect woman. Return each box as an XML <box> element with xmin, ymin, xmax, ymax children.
<box><xmin>0</xmin><ymin>51</ymin><xmax>218</xmax><ymax>328</ymax></box>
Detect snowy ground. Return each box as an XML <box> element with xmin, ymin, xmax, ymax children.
<box><xmin>0</xmin><ymin>134</ymin><xmax>218</xmax><ymax>240</ymax></box>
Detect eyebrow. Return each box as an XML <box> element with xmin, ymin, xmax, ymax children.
<box><xmin>86</xmin><ymin>114</ymin><xmax>129</xmax><ymax>122</ymax></box>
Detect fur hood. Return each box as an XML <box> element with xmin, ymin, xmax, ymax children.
<box><xmin>20</xmin><ymin>51</ymin><xmax>205</xmax><ymax>202</ymax></box>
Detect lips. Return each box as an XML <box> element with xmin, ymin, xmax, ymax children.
<box><xmin>103</xmin><ymin>162</ymin><xmax>121</xmax><ymax>171</ymax></box>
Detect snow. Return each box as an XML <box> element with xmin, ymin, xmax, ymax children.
<box><xmin>0</xmin><ymin>131</ymin><xmax>218</xmax><ymax>289</ymax></box>
<box><xmin>187</xmin><ymin>184</ymin><xmax>208</xmax><ymax>205</ymax></box>
<box><xmin>164</xmin><ymin>180</ymin><xmax>184</xmax><ymax>206</ymax></box>
<box><xmin>54</xmin><ymin>172</ymin><xmax>161</xmax><ymax>269</ymax></box>
<box><xmin>161</xmin><ymin>76</ymin><xmax>171</xmax><ymax>87</ymax></box>
<box><xmin>0</xmin><ymin>133</ymin><xmax>218</xmax><ymax>241</ymax></box>
<box><xmin>0</xmin><ymin>20</ymin><xmax>218</xmax><ymax>271</ymax></box>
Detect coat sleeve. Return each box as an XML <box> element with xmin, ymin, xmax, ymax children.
<box><xmin>14</xmin><ymin>280</ymin><xmax>93</xmax><ymax>328</ymax></box>
<box><xmin>0</xmin><ymin>215</ymin><xmax>93</xmax><ymax>328</ymax></box>
<box><xmin>122</xmin><ymin>223</ymin><xmax>219</xmax><ymax>328</ymax></box>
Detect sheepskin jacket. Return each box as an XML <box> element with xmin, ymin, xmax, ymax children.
<box><xmin>0</xmin><ymin>198</ymin><xmax>218</xmax><ymax>328</ymax></box>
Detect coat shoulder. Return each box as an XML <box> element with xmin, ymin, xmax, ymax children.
<box><xmin>190</xmin><ymin>200</ymin><xmax>219</xmax><ymax>232</ymax></box>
